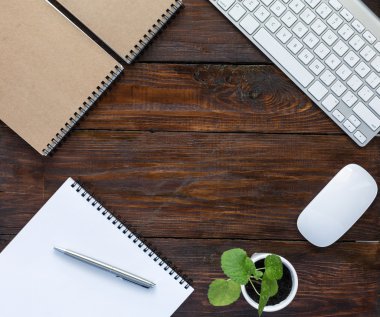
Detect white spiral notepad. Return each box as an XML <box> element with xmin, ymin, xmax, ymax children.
<box><xmin>0</xmin><ymin>178</ymin><xmax>193</xmax><ymax>316</ymax></box>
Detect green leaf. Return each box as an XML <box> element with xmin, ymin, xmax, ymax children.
<box><xmin>208</xmin><ymin>279</ymin><xmax>241</xmax><ymax>306</ymax></box>
<box><xmin>264</xmin><ymin>254</ymin><xmax>283</xmax><ymax>280</ymax></box>
<box><xmin>258</xmin><ymin>292</ymin><xmax>269</xmax><ymax>316</ymax></box>
<box><xmin>221</xmin><ymin>248</ymin><xmax>254</xmax><ymax>284</ymax></box>
<box><xmin>266</xmin><ymin>277</ymin><xmax>278</xmax><ymax>297</ymax></box>
<box><xmin>258</xmin><ymin>275</ymin><xmax>279</xmax><ymax>316</ymax></box>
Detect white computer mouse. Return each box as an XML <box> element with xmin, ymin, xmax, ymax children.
<box><xmin>297</xmin><ymin>164</ymin><xmax>378</xmax><ymax>247</ymax></box>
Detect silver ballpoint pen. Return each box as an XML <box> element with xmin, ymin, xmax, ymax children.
<box><xmin>54</xmin><ymin>247</ymin><xmax>156</xmax><ymax>288</ymax></box>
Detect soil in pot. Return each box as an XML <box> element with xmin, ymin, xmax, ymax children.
<box><xmin>246</xmin><ymin>259</ymin><xmax>292</xmax><ymax>306</ymax></box>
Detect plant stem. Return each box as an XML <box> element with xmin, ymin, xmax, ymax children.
<box><xmin>250</xmin><ymin>275</ymin><xmax>262</xmax><ymax>282</ymax></box>
<box><xmin>256</xmin><ymin>267</ymin><xmax>265</xmax><ymax>271</ymax></box>
<box><xmin>249</xmin><ymin>278</ymin><xmax>261</xmax><ymax>296</ymax></box>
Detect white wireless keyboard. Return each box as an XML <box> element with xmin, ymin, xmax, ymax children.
<box><xmin>209</xmin><ymin>0</ymin><xmax>380</xmax><ymax>146</ymax></box>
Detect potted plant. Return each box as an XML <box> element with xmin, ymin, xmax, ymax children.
<box><xmin>208</xmin><ymin>248</ymin><xmax>298</xmax><ymax>315</ymax></box>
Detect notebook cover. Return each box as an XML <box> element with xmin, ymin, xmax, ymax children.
<box><xmin>0</xmin><ymin>178</ymin><xmax>193</xmax><ymax>316</ymax></box>
<box><xmin>0</xmin><ymin>1</ymin><xmax>123</xmax><ymax>155</ymax></box>
<box><xmin>55</xmin><ymin>0</ymin><xmax>183</xmax><ymax>62</ymax></box>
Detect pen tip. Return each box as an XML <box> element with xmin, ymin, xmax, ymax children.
<box><xmin>54</xmin><ymin>246</ymin><xmax>65</xmax><ymax>253</ymax></box>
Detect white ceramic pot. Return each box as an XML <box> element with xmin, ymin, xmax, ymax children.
<box><xmin>241</xmin><ymin>253</ymin><xmax>298</xmax><ymax>313</ymax></box>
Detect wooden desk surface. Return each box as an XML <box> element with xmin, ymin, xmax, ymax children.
<box><xmin>0</xmin><ymin>1</ymin><xmax>379</xmax><ymax>315</ymax></box>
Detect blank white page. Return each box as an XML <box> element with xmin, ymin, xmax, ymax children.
<box><xmin>0</xmin><ymin>178</ymin><xmax>193</xmax><ymax>316</ymax></box>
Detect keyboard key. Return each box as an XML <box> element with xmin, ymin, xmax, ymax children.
<box><xmin>353</xmin><ymin>102</ymin><xmax>380</xmax><ymax>131</ymax></box>
<box><xmin>327</xmin><ymin>13</ymin><xmax>343</xmax><ymax>30</ymax></box>
<box><xmin>366</xmin><ymin>73</ymin><xmax>380</xmax><ymax>89</ymax></box>
<box><xmin>360</xmin><ymin>46</ymin><xmax>376</xmax><ymax>62</ymax></box>
<box><xmin>347</xmin><ymin>75</ymin><xmax>363</xmax><ymax>91</ymax></box>
<box><xmin>287</xmin><ymin>38</ymin><xmax>303</xmax><ymax>54</ymax></box>
<box><xmin>299</xmin><ymin>49</ymin><xmax>314</xmax><ymax>65</ymax></box>
<box><xmin>333</xmin><ymin>109</ymin><xmax>345</xmax><ymax>122</ymax></box>
<box><xmin>336</xmin><ymin>64</ymin><xmax>352</xmax><ymax>80</ymax></box>
<box><xmin>293</xmin><ymin>22</ymin><xmax>308</xmax><ymax>38</ymax></box>
<box><xmin>316</xmin><ymin>3</ymin><xmax>332</xmax><ymax>19</ymax></box>
<box><xmin>253</xmin><ymin>29</ymin><xmax>314</xmax><ymax>87</ymax></box>
<box><xmin>276</xmin><ymin>27</ymin><xmax>292</xmax><ymax>43</ymax></box>
<box><xmin>331</xmin><ymin>80</ymin><xmax>346</xmax><ymax>96</ymax></box>
<box><xmin>326</xmin><ymin>53</ymin><xmax>341</xmax><ymax>70</ymax></box>
<box><xmin>363</xmin><ymin>31</ymin><xmax>376</xmax><ymax>44</ymax></box>
<box><xmin>342</xmin><ymin>91</ymin><xmax>357</xmax><ymax>107</ymax></box>
<box><xmin>343</xmin><ymin>120</ymin><xmax>356</xmax><ymax>132</ymax></box>
<box><xmin>322</xmin><ymin>94</ymin><xmax>339</xmax><ymax>110</ymax></box>
<box><xmin>354</xmin><ymin>131</ymin><xmax>367</xmax><ymax>144</ymax></box>
<box><xmin>289</xmin><ymin>0</ymin><xmax>305</xmax><ymax>14</ymax></box>
<box><xmin>320</xmin><ymin>70</ymin><xmax>336</xmax><ymax>86</ymax></box>
<box><xmin>281</xmin><ymin>11</ymin><xmax>297</xmax><ymax>27</ymax></box>
<box><xmin>322</xmin><ymin>30</ymin><xmax>337</xmax><ymax>46</ymax></box>
<box><xmin>375</xmin><ymin>42</ymin><xmax>380</xmax><ymax>53</ymax></box>
<box><xmin>218</xmin><ymin>0</ymin><xmax>235</xmax><ymax>10</ymax></box>
<box><xmin>352</xmin><ymin>20</ymin><xmax>365</xmax><ymax>33</ymax></box>
<box><xmin>355</xmin><ymin>62</ymin><xmax>370</xmax><ymax>78</ymax></box>
<box><xmin>229</xmin><ymin>4</ymin><xmax>246</xmax><ymax>21</ymax></box>
<box><xmin>344</xmin><ymin>51</ymin><xmax>360</xmax><ymax>67</ymax></box>
<box><xmin>311</xmin><ymin>19</ymin><xmax>327</xmax><ymax>35</ymax></box>
<box><xmin>309</xmin><ymin>59</ymin><xmax>325</xmax><ymax>75</ymax></box>
<box><xmin>262</xmin><ymin>0</ymin><xmax>274</xmax><ymax>5</ymax></box>
<box><xmin>305</xmin><ymin>0</ymin><xmax>321</xmax><ymax>9</ymax></box>
<box><xmin>265</xmin><ymin>17</ymin><xmax>281</xmax><ymax>33</ymax></box>
<box><xmin>300</xmin><ymin>8</ymin><xmax>316</xmax><ymax>25</ymax></box>
<box><xmin>303</xmin><ymin>33</ymin><xmax>319</xmax><ymax>48</ymax></box>
<box><xmin>243</xmin><ymin>0</ymin><xmax>259</xmax><ymax>11</ymax></box>
<box><xmin>349</xmin><ymin>115</ymin><xmax>361</xmax><ymax>127</ymax></box>
<box><xmin>370</xmin><ymin>56</ymin><xmax>380</xmax><ymax>72</ymax></box>
<box><xmin>358</xmin><ymin>86</ymin><xmax>374</xmax><ymax>102</ymax></box>
<box><xmin>254</xmin><ymin>6</ymin><xmax>270</xmax><ymax>22</ymax></box>
<box><xmin>369</xmin><ymin>97</ymin><xmax>380</xmax><ymax>116</ymax></box>
<box><xmin>314</xmin><ymin>43</ymin><xmax>330</xmax><ymax>59</ymax></box>
<box><xmin>270</xmin><ymin>1</ymin><xmax>286</xmax><ymax>16</ymax></box>
<box><xmin>308</xmin><ymin>81</ymin><xmax>328</xmax><ymax>100</ymax></box>
<box><xmin>340</xmin><ymin>9</ymin><xmax>353</xmax><ymax>22</ymax></box>
<box><xmin>349</xmin><ymin>35</ymin><xmax>365</xmax><ymax>51</ymax></box>
<box><xmin>328</xmin><ymin>0</ymin><xmax>342</xmax><ymax>10</ymax></box>
<box><xmin>240</xmin><ymin>14</ymin><xmax>260</xmax><ymax>34</ymax></box>
<box><xmin>333</xmin><ymin>40</ymin><xmax>349</xmax><ymax>56</ymax></box>
<box><xmin>338</xmin><ymin>24</ymin><xmax>354</xmax><ymax>40</ymax></box>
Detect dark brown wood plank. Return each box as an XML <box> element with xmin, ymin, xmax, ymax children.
<box><xmin>139</xmin><ymin>0</ymin><xmax>380</xmax><ymax>63</ymax></box>
<box><xmin>169</xmin><ymin>240</ymin><xmax>379</xmax><ymax>317</ymax></box>
<box><xmin>1</xmin><ymin>128</ymin><xmax>378</xmax><ymax>241</ymax></box>
<box><xmin>0</xmin><ymin>129</ymin><xmax>44</xmax><ymax>235</ymax></box>
<box><xmin>0</xmin><ymin>58</ymin><xmax>377</xmax><ymax>134</ymax></box>
<box><xmin>0</xmin><ymin>236</ymin><xmax>378</xmax><ymax>316</ymax></box>
<box><xmin>29</xmin><ymin>64</ymin><xmax>349</xmax><ymax>134</ymax></box>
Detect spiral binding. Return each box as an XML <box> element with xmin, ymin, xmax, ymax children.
<box><xmin>125</xmin><ymin>0</ymin><xmax>183</xmax><ymax>63</ymax></box>
<box><xmin>69</xmin><ymin>179</ymin><xmax>192</xmax><ymax>290</ymax></box>
<box><xmin>42</xmin><ymin>65</ymin><xmax>123</xmax><ymax>156</ymax></box>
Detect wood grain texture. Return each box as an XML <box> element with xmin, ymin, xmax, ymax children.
<box><xmin>1</xmin><ymin>127</ymin><xmax>379</xmax><ymax>242</ymax></box>
<box><xmin>0</xmin><ymin>236</ymin><xmax>378</xmax><ymax>316</ymax></box>
<box><xmin>0</xmin><ymin>63</ymin><xmax>369</xmax><ymax>135</ymax></box>
<box><xmin>139</xmin><ymin>0</ymin><xmax>380</xmax><ymax>63</ymax></box>
<box><xmin>70</xmin><ymin>64</ymin><xmax>342</xmax><ymax>134</ymax></box>
<box><xmin>0</xmin><ymin>129</ymin><xmax>44</xmax><ymax>230</ymax></box>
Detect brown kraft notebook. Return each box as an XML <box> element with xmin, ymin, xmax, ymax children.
<box><xmin>54</xmin><ymin>0</ymin><xmax>183</xmax><ymax>63</ymax></box>
<box><xmin>0</xmin><ymin>1</ymin><xmax>123</xmax><ymax>156</ymax></box>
